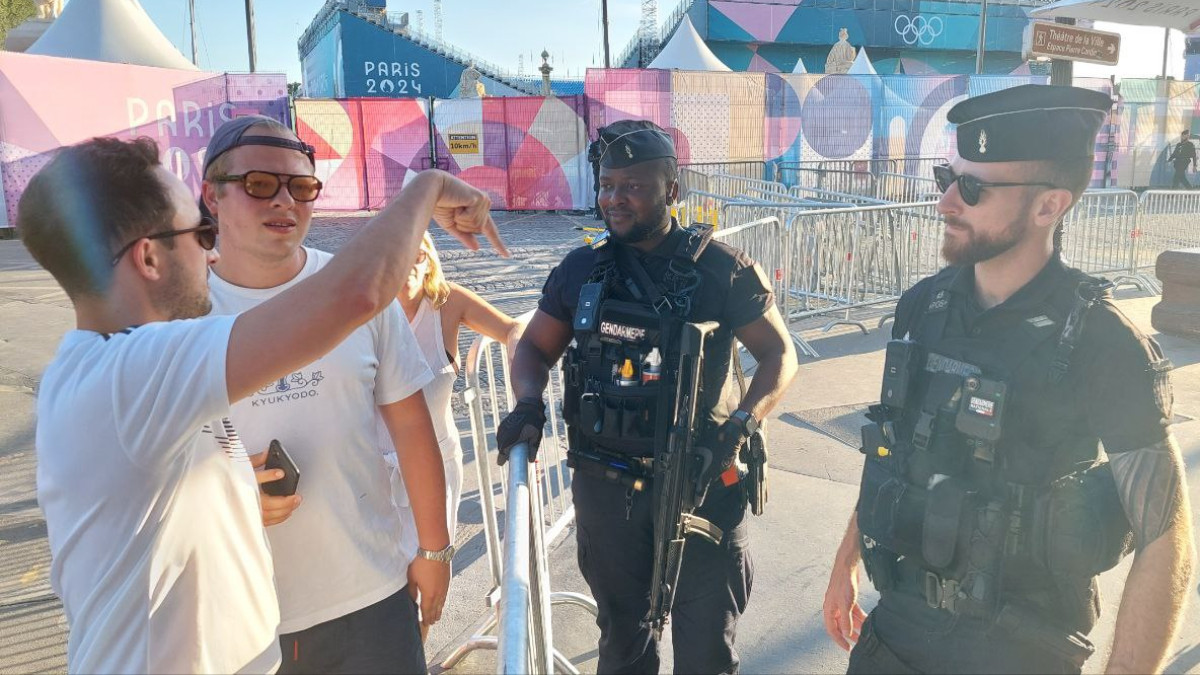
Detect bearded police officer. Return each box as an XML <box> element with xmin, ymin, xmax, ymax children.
<box><xmin>823</xmin><ymin>85</ymin><xmax>1196</xmax><ymax>674</ymax></box>
<box><xmin>497</xmin><ymin>120</ymin><xmax>797</xmax><ymax>674</ymax></box>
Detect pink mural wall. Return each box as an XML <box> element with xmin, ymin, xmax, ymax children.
<box><xmin>0</xmin><ymin>52</ymin><xmax>288</xmax><ymax>227</ymax></box>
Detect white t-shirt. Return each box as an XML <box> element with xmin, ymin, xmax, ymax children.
<box><xmin>208</xmin><ymin>247</ymin><xmax>433</xmax><ymax>634</ymax></box>
<box><xmin>37</xmin><ymin>318</ymin><xmax>281</xmax><ymax>675</ymax></box>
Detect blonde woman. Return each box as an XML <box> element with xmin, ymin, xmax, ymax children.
<box><xmin>394</xmin><ymin>234</ymin><xmax>523</xmax><ymax>543</ymax></box>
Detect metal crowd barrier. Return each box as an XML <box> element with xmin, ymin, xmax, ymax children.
<box><xmin>679</xmin><ymin>167</ymin><xmax>710</xmax><ymax>198</ymax></box>
<box><xmin>680</xmin><ymin>160</ymin><xmax>767</xmax><ymax>181</ymax></box>
<box><xmin>1133</xmin><ymin>190</ymin><xmax>1200</xmax><ymax>279</ymax></box>
<box><xmin>442</xmin><ymin>324</ymin><xmax>597</xmax><ymax>674</ymax></box>
<box><xmin>779</xmin><ymin>167</ymin><xmax>878</xmax><ymax>198</ymax></box>
<box><xmin>877</xmin><ymin>172</ymin><xmax>940</xmax><ymax>203</ymax></box>
<box><xmin>1058</xmin><ymin>189</ymin><xmax>1142</xmax><ymax>282</ymax></box>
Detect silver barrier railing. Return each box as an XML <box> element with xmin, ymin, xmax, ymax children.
<box><xmin>679</xmin><ymin>167</ymin><xmax>710</xmax><ymax>198</ymax></box>
<box><xmin>877</xmin><ymin>172</ymin><xmax>940</xmax><ymax>203</ymax></box>
<box><xmin>779</xmin><ymin>167</ymin><xmax>878</xmax><ymax>198</ymax></box>
<box><xmin>442</xmin><ymin>323</ymin><xmax>597</xmax><ymax>674</ymax></box>
<box><xmin>1134</xmin><ymin>190</ymin><xmax>1200</xmax><ymax>281</ymax></box>
<box><xmin>788</xmin><ymin>185</ymin><xmax>889</xmax><ymax>208</ymax></box>
<box><xmin>497</xmin><ymin>441</ymin><xmax>538</xmax><ymax>675</ymax></box>
<box><xmin>710</xmin><ymin>173</ymin><xmax>788</xmax><ymax>201</ymax></box>
<box><xmin>1058</xmin><ymin>189</ymin><xmax>1143</xmax><ymax>284</ymax></box>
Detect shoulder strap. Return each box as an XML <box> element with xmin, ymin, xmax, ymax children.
<box><xmin>1047</xmin><ymin>277</ymin><xmax>1114</xmax><ymax>384</ymax></box>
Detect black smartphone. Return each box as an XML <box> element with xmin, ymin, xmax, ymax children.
<box><xmin>263</xmin><ymin>439</ymin><xmax>300</xmax><ymax>497</ymax></box>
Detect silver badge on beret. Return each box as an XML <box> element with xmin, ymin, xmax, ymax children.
<box><xmin>625</xmin><ymin>144</ymin><xmax>633</xmax><ymax>159</ymax></box>
<box><xmin>978</xmin><ymin>129</ymin><xmax>988</xmax><ymax>155</ymax></box>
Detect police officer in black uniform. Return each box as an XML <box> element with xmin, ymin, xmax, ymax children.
<box><xmin>496</xmin><ymin>120</ymin><xmax>797</xmax><ymax>674</ymax></box>
<box><xmin>1167</xmin><ymin>129</ymin><xmax>1197</xmax><ymax>189</ymax></box>
<box><xmin>822</xmin><ymin>85</ymin><xmax>1196</xmax><ymax>674</ymax></box>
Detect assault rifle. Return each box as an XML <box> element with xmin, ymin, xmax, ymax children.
<box><xmin>644</xmin><ymin>321</ymin><xmax>724</xmax><ymax>639</ymax></box>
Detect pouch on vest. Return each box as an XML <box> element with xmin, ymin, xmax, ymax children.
<box><xmin>923</xmin><ymin>477</ymin><xmax>969</xmax><ymax>571</ymax></box>
<box><xmin>1029</xmin><ymin>462</ymin><xmax>1134</xmax><ymax>576</ymax></box>
<box><xmin>857</xmin><ymin>453</ymin><xmax>926</xmax><ymax>561</ymax></box>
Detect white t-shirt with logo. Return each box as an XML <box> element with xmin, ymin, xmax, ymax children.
<box><xmin>208</xmin><ymin>247</ymin><xmax>433</xmax><ymax>634</ymax></box>
<box><xmin>37</xmin><ymin>318</ymin><xmax>281</xmax><ymax>675</ymax></box>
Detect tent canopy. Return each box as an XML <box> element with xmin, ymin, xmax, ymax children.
<box><xmin>1031</xmin><ymin>0</ymin><xmax>1200</xmax><ymax>32</ymax></box>
<box><xmin>648</xmin><ymin>15</ymin><xmax>732</xmax><ymax>71</ymax></box>
<box><xmin>28</xmin><ymin>0</ymin><xmax>198</xmax><ymax>71</ymax></box>
<box><xmin>847</xmin><ymin>47</ymin><xmax>878</xmax><ymax>75</ymax></box>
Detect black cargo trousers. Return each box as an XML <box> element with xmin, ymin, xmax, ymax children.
<box><xmin>572</xmin><ymin>470</ymin><xmax>753</xmax><ymax>674</ymax></box>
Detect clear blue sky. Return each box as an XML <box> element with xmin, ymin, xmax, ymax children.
<box><xmin>138</xmin><ymin>0</ymin><xmax>649</xmax><ymax>81</ymax></box>
<box><xmin>128</xmin><ymin>0</ymin><xmax>1185</xmax><ymax>81</ymax></box>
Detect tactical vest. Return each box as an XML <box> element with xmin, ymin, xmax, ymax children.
<box><xmin>856</xmin><ymin>265</ymin><xmax>1134</xmax><ymax>633</ymax></box>
<box><xmin>562</xmin><ymin>226</ymin><xmax>713</xmax><ymax>459</ymax></box>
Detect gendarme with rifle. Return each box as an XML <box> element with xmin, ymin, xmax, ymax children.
<box><xmin>497</xmin><ymin>119</ymin><xmax>797</xmax><ymax>674</ymax></box>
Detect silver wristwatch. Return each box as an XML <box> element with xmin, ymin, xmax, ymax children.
<box><xmin>417</xmin><ymin>543</ymin><xmax>456</xmax><ymax>564</ymax></box>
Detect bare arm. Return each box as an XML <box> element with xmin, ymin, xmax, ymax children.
<box><xmin>510</xmin><ymin>309</ymin><xmax>574</xmax><ymax>402</ymax></box>
<box><xmin>226</xmin><ymin>171</ymin><xmax>507</xmax><ymax>403</ymax></box>
<box><xmin>380</xmin><ymin>391</ymin><xmax>451</xmax><ymax>626</ymax></box>
<box><xmin>1105</xmin><ymin>435</ymin><xmax>1196</xmax><ymax>674</ymax></box>
<box><xmin>448</xmin><ymin>282</ymin><xmax>523</xmax><ymax>348</ymax></box>
<box><xmin>823</xmin><ymin>511</ymin><xmax>867</xmax><ymax>650</ymax></box>
<box><xmin>731</xmin><ymin>304</ymin><xmax>798</xmax><ymax>419</ymax></box>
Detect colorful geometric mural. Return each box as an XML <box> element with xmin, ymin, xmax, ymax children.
<box><xmin>295</xmin><ymin>96</ymin><xmax>591</xmax><ymax>211</ymax></box>
<box><xmin>0</xmin><ymin>52</ymin><xmax>288</xmax><ymax>227</ymax></box>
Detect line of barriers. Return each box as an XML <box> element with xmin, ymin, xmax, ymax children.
<box><xmin>442</xmin><ymin>323</ymin><xmax>596</xmax><ymax>675</ymax></box>
<box><xmin>686</xmin><ymin>179</ymin><xmax>1200</xmax><ymax>357</ymax></box>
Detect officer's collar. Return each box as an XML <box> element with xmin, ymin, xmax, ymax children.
<box><xmin>947</xmin><ymin>255</ymin><xmax>1068</xmax><ymax>314</ymax></box>
<box><xmin>629</xmin><ymin>219</ymin><xmax>685</xmax><ymax>259</ymax></box>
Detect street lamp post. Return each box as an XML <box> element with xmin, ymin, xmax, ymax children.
<box><xmin>976</xmin><ymin>0</ymin><xmax>989</xmax><ymax>73</ymax></box>
<box><xmin>245</xmin><ymin>0</ymin><xmax>257</xmax><ymax>72</ymax></box>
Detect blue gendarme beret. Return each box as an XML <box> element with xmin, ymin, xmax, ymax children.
<box><xmin>588</xmin><ymin>120</ymin><xmax>676</xmax><ymax>169</ymax></box>
<box><xmin>948</xmin><ymin>84</ymin><xmax>1113</xmax><ymax>163</ymax></box>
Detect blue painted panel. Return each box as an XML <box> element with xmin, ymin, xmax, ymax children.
<box><xmin>301</xmin><ymin>21</ymin><xmax>341</xmax><ymax>97</ymax></box>
<box><xmin>706</xmin><ymin>1</ymin><xmax>1031</xmax><ymax>53</ymax></box>
<box><xmin>336</xmin><ymin>12</ymin><xmax>467</xmax><ymax>98</ymax></box>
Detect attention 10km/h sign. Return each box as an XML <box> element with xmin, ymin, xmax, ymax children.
<box><xmin>1023</xmin><ymin>21</ymin><xmax>1122</xmax><ymax>66</ymax></box>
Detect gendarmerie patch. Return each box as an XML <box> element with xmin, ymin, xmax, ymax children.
<box><xmin>600</xmin><ymin>321</ymin><xmax>647</xmax><ymax>342</ymax></box>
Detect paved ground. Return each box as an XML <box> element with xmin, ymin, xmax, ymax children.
<box><xmin>2</xmin><ymin>211</ymin><xmax>1200</xmax><ymax>673</ymax></box>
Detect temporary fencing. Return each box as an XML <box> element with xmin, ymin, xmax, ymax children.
<box><xmin>877</xmin><ymin>172</ymin><xmax>940</xmax><ymax>203</ymax></box>
<box><xmin>778</xmin><ymin>166</ymin><xmax>878</xmax><ymax>198</ymax></box>
<box><xmin>1133</xmin><ymin>190</ymin><xmax>1200</xmax><ymax>278</ymax></box>
<box><xmin>443</xmin><ymin>326</ymin><xmax>596</xmax><ymax>674</ymax></box>
<box><xmin>1058</xmin><ymin>189</ymin><xmax>1141</xmax><ymax>280</ymax></box>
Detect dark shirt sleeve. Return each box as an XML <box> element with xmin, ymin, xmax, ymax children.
<box><xmin>1078</xmin><ymin>305</ymin><xmax>1173</xmax><ymax>454</ymax></box>
<box><xmin>722</xmin><ymin>256</ymin><xmax>774</xmax><ymax>329</ymax></box>
<box><xmin>537</xmin><ymin>262</ymin><xmax>572</xmax><ymax>323</ymax></box>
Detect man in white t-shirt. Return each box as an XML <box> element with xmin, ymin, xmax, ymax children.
<box><xmin>18</xmin><ymin>136</ymin><xmax>506</xmax><ymax>674</ymax></box>
<box><xmin>201</xmin><ymin>115</ymin><xmax>456</xmax><ymax>674</ymax></box>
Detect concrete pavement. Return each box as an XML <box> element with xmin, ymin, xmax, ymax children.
<box><xmin>2</xmin><ymin>213</ymin><xmax>1200</xmax><ymax>673</ymax></box>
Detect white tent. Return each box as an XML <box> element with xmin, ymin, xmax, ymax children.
<box><xmin>648</xmin><ymin>15</ymin><xmax>731</xmax><ymax>71</ymax></box>
<box><xmin>791</xmin><ymin>56</ymin><xmax>808</xmax><ymax>74</ymax></box>
<box><xmin>28</xmin><ymin>0</ymin><xmax>198</xmax><ymax>71</ymax></box>
<box><xmin>847</xmin><ymin>47</ymin><xmax>878</xmax><ymax>75</ymax></box>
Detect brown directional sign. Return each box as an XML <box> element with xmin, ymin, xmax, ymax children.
<box><xmin>1024</xmin><ymin>21</ymin><xmax>1121</xmax><ymax>67</ymax></box>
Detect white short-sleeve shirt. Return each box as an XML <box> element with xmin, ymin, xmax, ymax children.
<box><xmin>37</xmin><ymin>317</ymin><xmax>281</xmax><ymax>675</ymax></box>
<box><xmin>208</xmin><ymin>247</ymin><xmax>433</xmax><ymax>634</ymax></box>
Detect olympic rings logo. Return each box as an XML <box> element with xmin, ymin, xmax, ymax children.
<box><xmin>894</xmin><ymin>15</ymin><xmax>944</xmax><ymax>46</ymax></box>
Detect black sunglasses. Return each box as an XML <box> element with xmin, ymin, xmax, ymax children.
<box><xmin>932</xmin><ymin>164</ymin><xmax>1059</xmax><ymax>207</ymax></box>
<box><xmin>111</xmin><ymin>221</ymin><xmax>218</xmax><ymax>266</ymax></box>
<box><xmin>213</xmin><ymin>170</ymin><xmax>323</xmax><ymax>202</ymax></box>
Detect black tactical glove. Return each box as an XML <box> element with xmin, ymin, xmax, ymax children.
<box><xmin>496</xmin><ymin>397</ymin><xmax>547</xmax><ymax>465</ymax></box>
<box><xmin>698</xmin><ymin>419</ymin><xmax>745</xmax><ymax>487</ymax></box>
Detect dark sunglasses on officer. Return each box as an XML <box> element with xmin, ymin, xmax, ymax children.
<box><xmin>211</xmin><ymin>170</ymin><xmax>323</xmax><ymax>203</ymax></box>
<box><xmin>933</xmin><ymin>163</ymin><xmax>1058</xmax><ymax>207</ymax></box>
<box><xmin>110</xmin><ymin>216</ymin><xmax>218</xmax><ymax>267</ymax></box>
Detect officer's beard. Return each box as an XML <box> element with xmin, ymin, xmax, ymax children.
<box><xmin>942</xmin><ymin>204</ymin><xmax>1032</xmax><ymax>266</ymax></box>
<box><xmin>605</xmin><ymin>199</ymin><xmax>671</xmax><ymax>245</ymax></box>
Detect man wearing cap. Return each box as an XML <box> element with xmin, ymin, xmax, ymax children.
<box><xmin>822</xmin><ymin>85</ymin><xmax>1194</xmax><ymax>673</ymax></box>
<box><xmin>200</xmin><ymin>116</ymin><xmax>460</xmax><ymax>674</ymax></box>
<box><xmin>496</xmin><ymin>119</ymin><xmax>797</xmax><ymax>673</ymax></box>
<box><xmin>1167</xmin><ymin>129</ymin><xmax>1196</xmax><ymax>189</ymax></box>
<box><xmin>20</xmin><ymin>133</ymin><xmax>502</xmax><ymax>674</ymax></box>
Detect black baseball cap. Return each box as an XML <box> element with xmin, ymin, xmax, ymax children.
<box><xmin>203</xmin><ymin>115</ymin><xmax>315</xmax><ymax>175</ymax></box>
